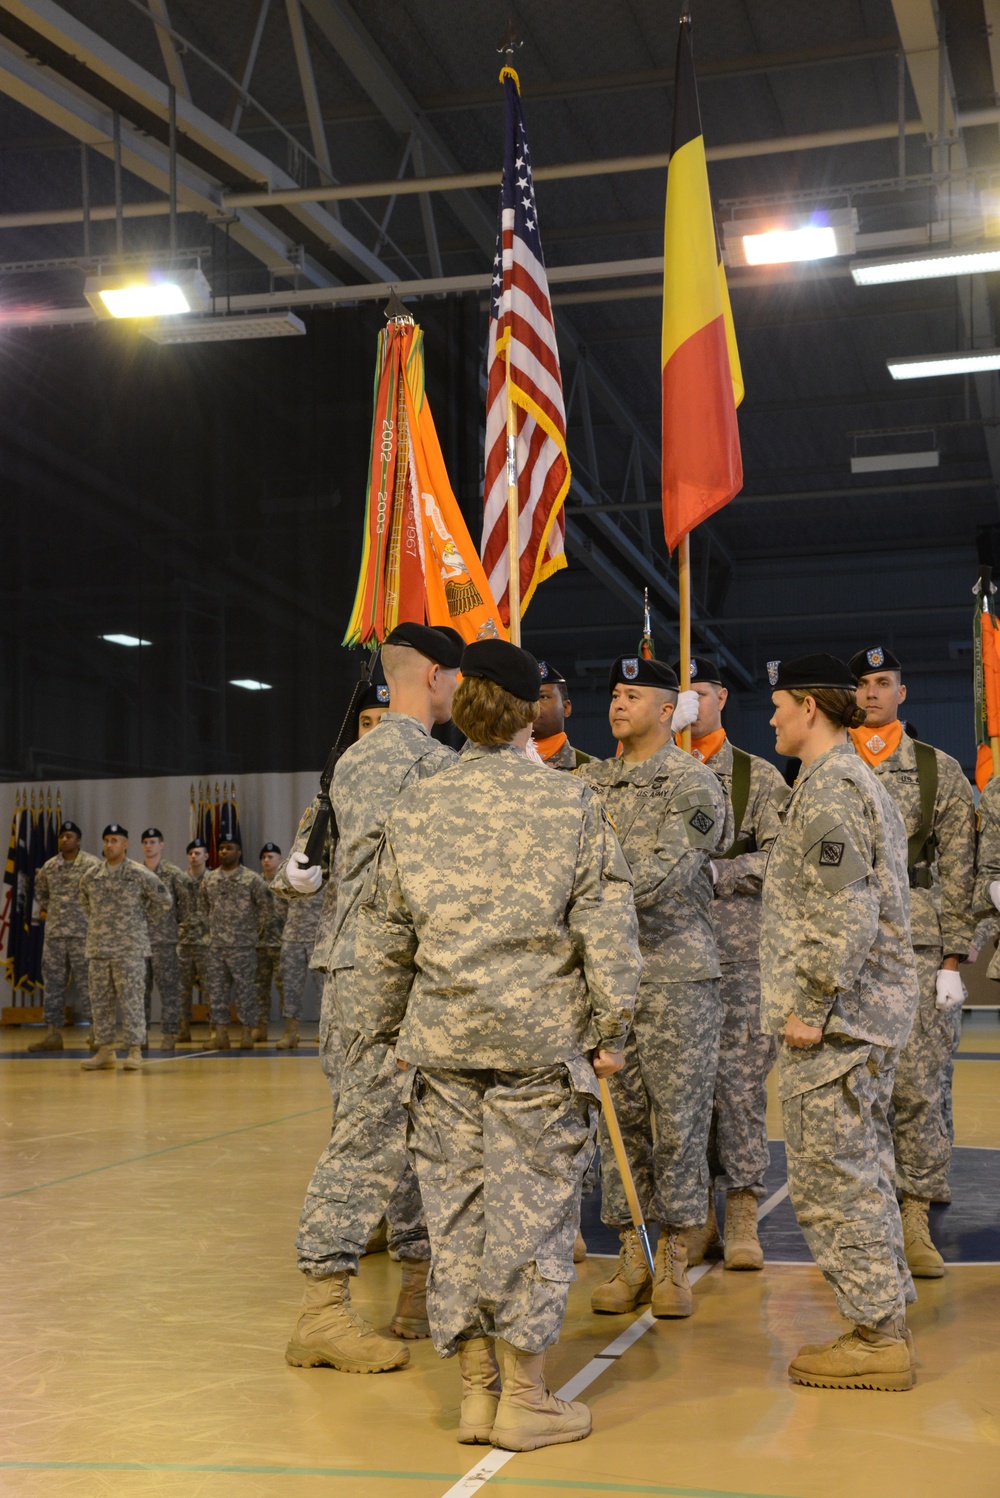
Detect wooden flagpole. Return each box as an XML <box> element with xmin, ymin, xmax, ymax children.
<box><xmin>678</xmin><ymin>533</ymin><xmax>692</xmax><ymax>750</ymax></box>
<box><xmin>505</xmin><ymin>357</ymin><xmax>521</xmax><ymax>645</ymax></box>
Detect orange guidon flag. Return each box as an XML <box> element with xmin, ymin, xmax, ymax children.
<box><xmin>661</xmin><ymin>16</ymin><xmax>743</xmax><ymax>553</ymax></box>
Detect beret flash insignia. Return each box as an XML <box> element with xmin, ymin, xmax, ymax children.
<box><xmin>689</xmin><ymin>659</ymin><xmax>697</xmax><ymax>677</ymax></box>
<box><xmin>623</xmin><ymin>657</ymin><xmax>639</xmax><ymax>680</ymax></box>
<box><xmin>767</xmin><ymin>660</ymin><xmax>780</xmax><ymax>687</ymax></box>
<box><xmin>867</xmin><ymin>647</ymin><xmax>885</xmax><ymax>668</ymax></box>
<box><xmin>538</xmin><ymin>661</ymin><xmax>549</xmax><ymax>679</ymax></box>
<box><xmin>376</xmin><ymin>685</ymin><xmax>390</xmax><ymax>703</ymax></box>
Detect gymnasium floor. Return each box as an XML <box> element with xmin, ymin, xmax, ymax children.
<box><xmin>2</xmin><ymin>1018</ymin><xmax>998</xmax><ymax>1498</ymax></box>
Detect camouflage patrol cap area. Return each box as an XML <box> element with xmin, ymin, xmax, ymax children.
<box><xmin>608</xmin><ymin>656</ymin><xmax>678</xmax><ymax>693</ymax></box>
<box><xmin>848</xmin><ymin>645</ymin><xmax>902</xmax><ymax>678</ymax></box>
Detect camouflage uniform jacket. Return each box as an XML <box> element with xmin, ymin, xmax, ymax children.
<box><xmin>706</xmin><ymin>737</ymin><xmax>788</xmax><ymax>966</ymax></box>
<box><xmin>760</xmin><ymin>742</ymin><xmax>919</xmax><ymax>1099</ymax></box>
<box><xmin>283</xmin><ymin>887</ymin><xmax>323</xmax><ymax>947</ymax></box>
<box><xmin>79</xmin><ymin>858</ymin><xmax>172</xmax><ymax>960</ymax></box>
<box><xmin>850</xmin><ymin>729</ymin><xmax>974</xmax><ymax>955</ymax></box>
<box><xmin>352</xmin><ymin>743</ymin><xmax>640</xmax><ymax>1085</ymax></box>
<box><xmin>202</xmin><ymin>865</ymin><xmax>271</xmax><ymax>949</ymax></box>
<box><xmin>576</xmin><ymin>740</ymin><xmax>732</xmax><ymax>981</ymax></box>
<box><xmin>34</xmin><ymin>850</ymin><xmax>100</xmax><ymax>940</ymax></box>
<box><xmin>543</xmin><ymin>738</ymin><xmax>592</xmax><ymax>771</ymax></box>
<box><xmin>972</xmin><ymin>773</ymin><xmax>1000</xmax><ymax>978</ymax></box>
<box><xmin>175</xmin><ymin>872</ymin><xmax>209</xmax><ymax>947</ymax></box>
<box><xmin>257</xmin><ymin>875</ymin><xmax>287</xmax><ymax>950</ymax></box>
<box><xmin>143</xmin><ymin>860</ymin><xmax>186</xmax><ymax>945</ymax></box>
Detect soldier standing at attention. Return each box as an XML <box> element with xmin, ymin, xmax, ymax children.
<box><xmin>577</xmin><ymin>656</ymin><xmax>730</xmax><ymax>1319</ymax></box>
<box><xmin>353</xmin><ymin>639</ymin><xmax>641</xmax><ymax>1451</ymax></box>
<box><xmin>202</xmin><ymin>837</ymin><xmax>271</xmax><ymax>1050</ymax></box>
<box><xmin>28</xmin><ymin>821</ymin><xmax>100</xmax><ymax>1052</ymax></box>
<box><xmin>670</xmin><ymin>655</ymin><xmax>788</xmax><ymax>1271</ymax></box>
<box><xmin>78</xmin><ymin>825</ymin><xmax>172</xmax><ymax>1072</ymax></box>
<box><xmin>762</xmin><ymin>655</ymin><xmax>919</xmax><ymax>1391</ymax></box>
<box><xmin>176</xmin><ymin>838</ymin><xmax>209</xmax><ymax>1042</ymax></box>
<box><xmin>276</xmin><ymin>884</ymin><xmax>322</xmax><ymax>1050</ymax></box>
<box><xmin>530</xmin><ymin>661</ymin><xmax>591</xmax><ymax>769</ymax></box>
<box><xmin>254</xmin><ymin>842</ymin><xmax>287</xmax><ymax>1043</ymax></box>
<box><xmin>282</xmin><ymin>622</ymin><xmax>461</xmax><ymax>1376</ymax></box>
<box><xmin>140</xmin><ymin>829</ymin><xmax>187</xmax><ymax>1053</ymax></box>
<box><xmin>848</xmin><ymin>646</ymin><xmax>974</xmax><ymax>1277</ymax></box>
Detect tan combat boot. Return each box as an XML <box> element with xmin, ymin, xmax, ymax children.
<box><xmin>176</xmin><ymin>1017</ymin><xmax>192</xmax><ymax>1043</ymax></box>
<box><xmin>788</xmin><ymin>1321</ymin><xmax>913</xmax><ymax>1391</ymax></box>
<box><xmin>684</xmin><ymin>1188</ymin><xmax>723</xmax><ymax>1267</ymax></box>
<box><xmin>573</xmin><ymin>1230</ymin><xmax>587</xmax><ymax>1263</ymax></box>
<box><xmin>285</xmin><ymin>1272</ymin><xmax>410</xmax><ymax>1373</ymax></box>
<box><xmin>590</xmin><ymin>1227</ymin><xmax>653</xmax><ymax>1313</ymax></box>
<box><xmin>275</xmin><ymin>1019</ymin><xmax>300</xmax><ymax>1050</ymax></box>
<box><xmin>457</xmin><ymin>1336</ymin><xmax>501</xmax><ymax>1443</ymax></box>
<box><xmin>122</xmin><ymin>1046</ymin><xmax>144</xmax><ymax>1071</ymax></box>
<box><xmin>901</xmin><ymin>1195</ymin><xmax>945</xmax><ymax>1278</ymax></box>
<box><xmin>209</xmin><ymin>1024</ymin><xmax>230</xmax><ymax>1051</ymax></box>
<box><xmin>723</xmin><ymin>1189</ymin><xmax>764</xmax><ymax>1271</ymax></box>
<box><xmin>81</xmin><ymin>1044</ymin><xmax>116</xmax><ymax>1071</ymax></box>
<box><xmin>390</xmin><ymin>1257</ymin><xmax>431</xmax><ymax>1339</ymax></box>
<box><xmin>239</xmin><ymin>1025</ymin><xmax>255</xmax><ymax>1049</ymax></box>
<box><xmin>251</xmin><ymin>1022</ymin><xmax>268</xmax><ymax>1044</ymax></box>
<box><xmin>159</xmin><ymin>1033</ymin><xmax>176</xmax><ymax>1053</ymax></box>
<box><xmin>490</xmin><ymin>1341</ymin><xmax>591</xmax><ymax>1451</ymax></box>
<box><xmin>651</xmin><ymin>1227</ymin><xmax>693</xmax><ymax>1317</ymax></box>
<box><xmin>27</xmin><ymin>1026</ymin><xmax>63</xmax><ymax>1052</ymax></box>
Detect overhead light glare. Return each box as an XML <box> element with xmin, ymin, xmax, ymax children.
<box><xmin>84</xmin><ymin>268</ymin><xmax>211</xmax><ymax>319</ymax></box>
<box><xmin>887</xmin><ymin>350</ymin><xmax>1000</xmax><ymax>380</ymax></box>
<box><xmin>852</xmin><ymin>245</ymin><xmax>1000</xmax><ymax>285</ymax></box>
<box><xmin>742</xmin><ymin>225</ymin><xmax>839</xmax><ymax>265</ymax></box>
<box><xmin>100</xmin><ymin>633</ymin><xmax>151</xmax><ymax>647</ymax></box>
<box><xmin>229</xmin><ymin>678</ymin><xmax>272</xmax><ymax>691</ymax></box>
<box><xmin>723</xmin><ymin>209</ymin><xmax>857</xmax><ymax>268</ymax></box>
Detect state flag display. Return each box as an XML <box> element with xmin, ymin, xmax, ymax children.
<box><xmin>481</xmin><ymin>66</ymin><xmax>570</xmax><ymax>628</ymax></box>
<box><xmin>661</xmin><ymin>17</ymin><xmax>743</xmax><ymax>553</ymax></box>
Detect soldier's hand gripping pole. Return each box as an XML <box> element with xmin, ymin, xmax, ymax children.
<box><xmin>302</xmin><ymin>649</ymin><xmax>381</xmax><ymax>868</ymax></box>
<box><xmin>598</xmin><ymin>1076</ymin><xmax>655</xmax><ymax>1277</ymax></box>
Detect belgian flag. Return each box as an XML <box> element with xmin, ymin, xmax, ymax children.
<box><xmin>661</xmin><ymin>16</ymin><xmax>743</xmax><ymax>553</ymax></box>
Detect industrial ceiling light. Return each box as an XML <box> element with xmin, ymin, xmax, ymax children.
<box><xmin>139</xmin><ymin>312</ymin><xmax>306</xmax><ymax>344</ymax></box>
<box><xmin>84</xmin><ymin>268</ymin><xmax>211</xmax><ymax>319</ymax></box>
<box><xmin>723</xmin><ymin>209</ymin><xmax>857</xmax><ymax>268</ymax></box>
<box><xmin>850</xmin><ymin>450</ymin><xmax>940</xmax><ymax>473</ymax></box>
<box><xmin>229</xmin><ymin>678</ymin><xmax>272</xmax><ymax>691</ymax></box>
<box><xmin>887</xmin><ymin>350</ymin><xmax>1000</xmax><ymax>380</ymax></box>
<box><xmin>100</xmin><ymin>633</ymin><xmax>151</xmax><ymax>646</ymax></box>
<box><xmin>851</xmin><ymin>244</ymin><xmax>1000</xmax><ymax>285</ymax></box>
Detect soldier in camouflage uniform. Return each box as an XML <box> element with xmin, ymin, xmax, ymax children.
<box><xmin>139</xmin><ymin>829</ymin><xmax>187</xmax><ymax>1052</ymax></box>
<box><xmin>353</xmin><ymin>640</ymin><xmax>641</xmax><ymax>1451</ymax></box>
<box><xmin>78</xmin><ymin>824</ymin><xmax>172</xmax><ymax>1071</ymax></box>
<box><xmin>762</xmin><ymin>655</ymin><xmax>920</xmax><ymax>1391</ymax></box>
<box><xmin>577</xmin><ymin>655</ymin><xmax>731</xmax><ymax>1319</ymax></box>
<box><xmin>202</xmin><ymin>838</ymin><xmax>272</xmax><ymax>1049</ymax></box>
<box><xmin>848</xmin><ymin>646</ymin><xmax>975</xmax><ymax>1276</ymax></box>
<box><xmin>28</xmin><ymin>821</ymin><xmax>100</xmax><ymax>1051</ymax></box>
<box><xmin>276</xmin><ymin>882</ymin><xmax>322</xmax><ymax>1050</ymax></box>
<box><xmin>670</xmin><ymin>655</ymin><xmax>788</xmax><ymax>1271</ymax></box>
<box><xmin>176</xmin><ymin>838</ymin><xmax>210</xmax><ymax>1041</ymax></box>
<box><xmin>254</xmin><ymin>843</ymin><xmax>287</xmax><ymax>1042</ymax></box>
<box><xmin>530</xmin><ymin>661</ymin><xmax>591</xmax><ymax>769</ymax></box>
<box><xmin>282</xmin><ymin>622</ymin><xmax>462</xmax><ymax>1376</ymax></box>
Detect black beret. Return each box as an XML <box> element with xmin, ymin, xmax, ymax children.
<box><xmin>358</xmin><ymin>681</ymin><xmax>391</xmax><ymax>714</ymax></box>
<box><xmin>766</xmin><ymin>654</ymin><xmax>857</xmax><ymax>691</ymax></box>
<box><xmin>848</xmin><ymin>645</ymin><xmax>902</xmax><ymax>678</ymax></box>
<box><xmin>259</xmin><ymin>842</ymin><xmax>281</xmax><ymax>856</ymax></box>
<box><xmin>140</xmin><ymin>827</ymin><xmax>163</xmax><ymax>841</ymax></box>
<box><xmin>60</xmin><ymin>821</ymin><xmax>82</xmax><ymax>836</ymax></box>
<box><xmin>383</xmin><ymin>621</ymin><xmax>463</xmax><ymax>669</ymax></box>
<box><xmin>537</xmin><ymin>660</ymin><xmax>567</xmax><ymax>686</ymax></box>
<box><xmin>461</xmin><ymin>640</ymin><xmax>542</xmax><ymax>702</ymax></box>
<box><xmin>669</xmin><ymin>654</ymin><xmax>723</xmax><ymax>686</ymax></box>
<box><xmin>186</xmin><ymin>838</ymin><xmax>208</xmax><ymax>853</ymax></box>
<box><xmin>217</xmin><ymin>833</ymin><xmax>241</xmax><ymax>847</ymax></box>
<box><xmin>608</xmin><ymin>656</ymin><xmax>679</xmax><ymax>694</ymax></box>
<box><xmin>103</xmin><ymin>823</ymin><xmax>128</xmax><ymax>838</ymax></box>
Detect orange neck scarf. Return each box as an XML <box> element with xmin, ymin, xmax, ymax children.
<box><xmin>849</xmin><ymin>718</ymin><xmax>903</xmax><ymax>766</ymax></box>
<box><xmin>533</xmin><ymin>731</ymin><xmax>568</xmax><ymax>761</ymax></box>
<box><xmin>676</xmin><ymin>726</ymin><xmax>727</xmax><ymax>763</ymax></box>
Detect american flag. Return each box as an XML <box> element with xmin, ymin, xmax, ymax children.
<box><xmin>481</xmin><ymin>68</ymin><xmax>570</xmax><ymax>628</ymax></box>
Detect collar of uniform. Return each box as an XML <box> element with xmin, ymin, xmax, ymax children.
<box><xmin>379</xmin><ymin>710</ymin><xmax>433</xmax><ymax>736</ymax></box>
<box><xmin>613</xmin><ymin>738</ymin><xmax>683</xmax><ymax>786</ymax></box>
<box><xmin>460</xmin><ymin>742</ymin><xmax>529</xmax><ymax>763</ymax></box>
<box><xmin>533</xmin><ymin>730</ymin><xmax>568</xmax><ymax>761</ymax></box>
<box><xmin>795</xmin><ymin>739</ymin><xmax>855</xmax><ymax>790</ymax></box>
<box><xmin>677</xmin><ymin>726</ymin><xmax>727</xmax><ymax>764</ymax></box>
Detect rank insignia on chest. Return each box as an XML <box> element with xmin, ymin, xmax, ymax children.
<box><xmin>819</xmin><ymin>840</ymin><xmax>844</xmax><ymax>866</ymax></box>
<box><xmin>866</xmin><ymin>733</ymin><xmax>885</xmax><ymax>754</ymax></box>
<box><xmin>622</xmin><ymin>657</ymin><xmax>639</xmax><ymax>680</ymax></box>
<box><xmin>689</xmin><ymin>809</ymin><xmax>715</xmax><ymax>836</ymax></box>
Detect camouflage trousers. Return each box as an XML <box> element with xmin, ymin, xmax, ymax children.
<box><xmin>176</xmin><ymin>944</ymin><xmax>207</xmax><ymax>1021</ymax></box>
<box><xmin>279</xmin><ymin>942</ymin><xmax>313</xmax><ymax>1022</ymax></box>
<box><xmin>255</xmin><ymin>945</ymin><xmax>284</xmax><ymax>1025</ymax></box>
<box><xmin>892</xmin><ymin>946</ymin><xmax>954</xmax><ymax>1201</ymax></box>
<box><xmin>317</xmin><ymin>971</ymin><xmax>344</xmax><ymax>1114</ymax></box>
<box><xmin>296</xmin><ymin>973</ymin><xmax>428</xmax><ymax>1277</ymax></box>
<box><xmin>145</xmin><ymin>942</ymin><xmax>181</xmax><ymax>1034</ymax></box>
<box><xmin>42</xmin><ymin>935</ymin><xmax>91</xmax><ymax>1027</ymax></box>
<box><xmin>600</xmin><ymin>978</ymin><xmax>722</xmax><ymax>1229</ymax></box>
<box><xmin>406</xmin><ymin>1064</ymin><xmax>596</xmax><ymax>1359</ymax></box>
<box><xmin>783</xmin><ymin>1044</ymin><xmax>914</xmax><ymax>1329</ymax></box>
<box><xmin>89</xmin><ymin>956</ymin><xmax>148</xmax><ymax>1047</ymax></box>
<box><xmin>204</xmin><ymin>946</ymin><xmax>257</xmax><ymax>1027</ymax></box>
<box><xmin>706</xmin><ymin>963</ymin><xmax>776</xmax><ymax>1198</ymax></box>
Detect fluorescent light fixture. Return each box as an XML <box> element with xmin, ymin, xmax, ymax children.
<box><xmin>850</xmin><ymin>451</ymin><xmax>939</xmax><ymax>473</ymax></box>
<box><xmin>887</xmin><ymin>350</ymin><xmax>1000</xmax><ymax>380</ymax></box>
<box><xmin>229</xmin><ymin>678</ymin><xmax>272</xmax><ymax>691</ymax></box>
<box><xmin>100</xmin><ymin>633</ymin><xmax>151</xmax><ymax>647</ymax></box>
<box><xmin>723</xmin><ymin>209</ymin><xmax>857</xmax><ymax>268</ymax></box>
<box><xmin>140</xmin><ymin>312</ymin><xmax>307</xmax><ymax>344</ymax></box>
<box><xmin>84</xmin><ymin>268</ymin><xmax>211</xmax><ymax>319</ymax></box>
<box><xmin>852</xmin><ymin>245</ymin><xmax>1000</xmax><ymax>285</ymax></box>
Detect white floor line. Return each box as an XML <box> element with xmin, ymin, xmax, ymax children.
<box><xmin>440</xmin><ymin>1187</ymin><xmax>790</xmax><ymax>1498</ymax></box>
<box><xmin>141</xmin><ymin>1050</ymin><xmax>215</xmax><ymax>1065</ymax></box>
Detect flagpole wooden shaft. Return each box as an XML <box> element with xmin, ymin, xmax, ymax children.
<box><xmin>992</xmin><ymin>736</ymin><xmax>1000</xmax><ymax>777</ymax></box>
<box><xmin>678</xmin><ymin>533</ymin><xmax>692</xmax><ymax>751</ymax></box>
<box><xmin>505</xmin><ymin>358</ymin><xmax>521</xmax><ymax>645</ymax></box>
<box><xmin>599</xmin><ymin>1076</ymin><xmax>655</xmax><ymax>1276</ymax></box>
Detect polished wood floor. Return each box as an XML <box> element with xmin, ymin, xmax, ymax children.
<box><xmin>2</xmin><ymin>1017</ymin><xmax>998</xmax><ymax>1498</ymax></box>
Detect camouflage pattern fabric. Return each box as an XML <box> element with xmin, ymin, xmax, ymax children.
<box><xmin>255</xmin><ymin>945</ymin><xmax>284</xmax><ymax>1025</ymax></box>
<box><xmin>176</xmin><ymin>945</ymin><xmax>207</xmax><ymax>1020</ymax></box>
<box><xmin>278</xmin><ymin>890</ymin><xmax>323</xmax><ymax>1021</ymax></box>
<box><xmin>175</xmin><ymin>872</ymin><xmax>209</xmax><ymax>947</ymax></box>
<box><xmin>35</xmin><ymin>850</ymin><xmax>100</xmax><ymax>942</ymax></box>
<box><xmin>543</xmin><ymin>738</ymin><xmax>591</xmax><ymax>771</ymax></box>
<box><xmin>892</xmin><ymin>945</ymin><xmax>954</xmax><ymax>1199</ymax></box>
<box><xmin>41</xmin><ymin>936</ymin><xmax>91</xmax><ymax>1027</ymax></box>
<box><xmin>144</xmin><ymin>860</ymin><xmax>186</xmax><ymax>944</ymax></box>
<box><xmin>145</xmin><ymin>943</ymin><xmax>182</xmax><ymax>1033</ymax></box>
<box><xmin>709</xmin><ymin>739</ymin><xmax>788</xmax><ymax>963</ymax></box>
<box><xmin>79</xmin><ymin>858</ymin><xmax>171</xmax><ymax>961</ymax></box>
<box><xmin>406</xmin><ymin>1064</ymin><xmax>596</xmax><ymax>1358</ymax></box>
<box><xmin>89</xmin><ymin>956</ymin><xmax>149</xmax><ymax>1047</ymax></box>
<box><xmin>204</xmin><ymin>946</ymin><xmax>257</xmax><ymax>1027</ymax></box>
<box><xmin>317</xmin><ymin>971</ymin><xmax>345</xmax><ymax>1112</ymax></box>
<box><xmin>201</xmin><ymin>865</ymin><xmax>272</xmax><ymax>949</ymax></box>
<box><xmin>257</xmin><ymin>877</ymin><xmax>287</xmax><ymax>949</ymax></box>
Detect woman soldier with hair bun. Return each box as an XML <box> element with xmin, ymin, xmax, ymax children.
<box><xmin>761</xmin><ymin>654</ymin><xmax>920</xmax><ymax>1391</ymax></box>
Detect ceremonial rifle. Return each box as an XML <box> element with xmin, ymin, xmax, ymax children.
<box><xmin>302</xmin><ymin>650</ymin><xmax>382</xmax><ymax>868</ymax></box>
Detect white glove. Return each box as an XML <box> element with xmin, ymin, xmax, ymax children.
<box><xmin>934</xmin><ymin>969</ymin><xmax>966</xmax><ymax>1010</ymax></box>
<box><xmin>671</xmin><ymin>689</ymin><xmax>699</xmax><ymax>733</ymax></box>
<box><xmin>287</xmin><ymin>850</ymin><xmax>322</xmax><ymax>894</ymax></box>
<box><xmin>709</xmin><ymin>860</ymin><xmax>719</xmax><ymax>886</ymax></box>
<box><xmin>990</xmin><ymin>879</ymin><xmax>1000</xmax><ymax>913</ymax></box>
<box><xmin>524</xmin><ymin>737</ymin><xmax>545</xmax><ymax>765</ymax></box>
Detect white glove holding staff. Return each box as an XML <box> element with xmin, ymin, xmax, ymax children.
<box><xmin>990</xmin><ymin>879</ymin><xmax>1000</xmax><ymax>913</ymax></box>
<box><xmin>934</xmin><ymin>969</ymin><xmax>966</xmax><ymax>1011</ymax></box>
<box><xmin>287</xmin><ymin>850</ymin><xmax>322</xmax><ymax>894</ymax></box>
<box><xmin>671</xmin><ymin>689</ymin><xmax>700</xmax><ymax>733</ymax></box>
